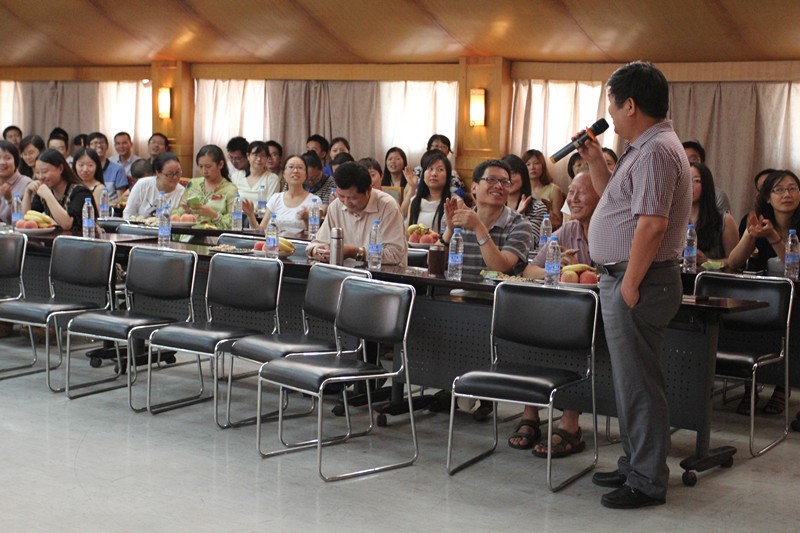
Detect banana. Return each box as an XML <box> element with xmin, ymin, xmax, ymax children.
<box><xmin>24</xmin><ymin>211</ymin><xmax>56</xmax><ymax>226</ymax></box>
<box><xmin>562</xmin><ymin>263</ymin><xmax>596</xmax><ymax>273</ymax></box>
<box><xmin>406</xmin><ymin>223</ymin><xmax>429</xmax><ymax>236</ymax></box>
<box><xmin>278</xmin><ymin>237</ymin><xmax>296</xmax><ymax>254</ymax></box>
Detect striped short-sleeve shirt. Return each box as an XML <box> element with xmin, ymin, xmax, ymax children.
<box><xmin>462</xmin><ymin>206</ymin><xmax>533</xmax><ymax>276</ymax></box>
<box><xmin>588</xmin><ymin>120</ymin><xmax>691</xmax><ymax>265</ymax></box>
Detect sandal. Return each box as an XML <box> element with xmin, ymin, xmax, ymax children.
<box><xmin>507</xmin><ymin>419</ymin><xmax>541</xmax><ymax>450</ymax></box>
<box><xmin>532</xmin><ymin>428</ymin><xmax>586</xmax><ymax>458</ymax></box>
<box><xmin>763</xmin><ymin>387</ymin><xmax>787</xmax><ymax>415</ymax></box>
<box><xmin>735</xmin><ymin>390</ymin><xmax>758</xmax><ymax>416</ymax></box>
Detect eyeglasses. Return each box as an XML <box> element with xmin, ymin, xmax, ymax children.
<box><xmin>771</xmin><ymin>186</ymin><xmax>800</xmax><ymax>195</ymax></box>
<box><xmin>161</xmin><ymin>170</ymin><xmax>182</xmax><ymax>179</ymax></box>
<box><xmin>480</xmin><ymin>177</ymin><xmax>512</xmax><ymax>188</ymax></box>
<box><xmin>285</xmin><ymin>165</ymin><xmax>305</xmax><ymax>171</ymax></box>
<box><xmin>228</xmin><ymin>154</ymin><xmax>245</xmax><ymax>163</ymax></box>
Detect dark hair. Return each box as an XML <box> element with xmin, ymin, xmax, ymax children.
<box><xmin>602</xmin><ymin>147</ymin><xmax>619</xmax><ymax>163</ymax></box>
<box><xmin>130</xmin><ymin>158</ymin><xmax>154</xmax><ymax>181</ymax></box>
<box><xmin>0</xmin><ymin>140</ymin><xmax>20</xmax><ymax>169</ymax></box>
<box><xmin>331</xmin><ymin>152</ymin><xmax>355</xmax><ymax>166</ymax></box>
<box><xmin>226</xmin><ymin>136</ymin><xmax>249</xmax><ymax>154</ymax></box>
<box><xmin>754</xmin><ymin>168</ymin><xmax>777</xmax><ymax>191</ymax></box>
<box><xmin>501</xmin><ymin>154</ymin><xmax>531</xmax><ymax>197</ymax></box>
<box><xmin>357</xmin><ymin>157</ymin><xmax>382</xmax><ymax>176</ymax></box>
<box><xmin>196</xmin><ymin>145</ymin><xmax>230</xmax><ymax>181</ymax></box>
<box><xmin>72</xmin><ymin>134</ymin><xmax>88</xmax><ymax>149</ymax></box>
<box><xmin>410</xmin><ymin>150</ymin><xmax>452</xmax><ymax>230</ymax></box>
<box><xmin>426</xmin><ymin>134</ymin><xmax>452</xmax><ymax>154</ymax></box>
<box><xmin>49</xmin><ymin>127</ymin><xmax>69</xmax><ymax>143</ymax></box>
<box><xmin>148</xmin><ymin>132</ymin><xmax>169</xmax><ymax>151</ymax></box>
<box><xmin>248</xmin><ymin>141</ymin><xmax>268</xmax><ymax>156</ymax></box>
<box><xmin>521</xmin><ymin>149</ymin><xmax>554</xmax><ymax>185</ymax></box>
<box><xmin>19</xmin><ymin>135</ymin><xmax>46</xmax><ymax>177</ymax></box>
<box><xmin>87</xmin><ymin>131</ymin><xmax>109</xmax><ymax>145</ymax></box>
<box><xmin>283</xmin><ymin>154</ymin><xmax>308</xmax><ymax>178</ymax></box>
<box><xmin>2</xmin><ymin>125</ymin><xmax>21</xmax><ymax>139</ymax></box>
<box><xmin>113</xmin><ymin>131</ymin><xmax>132</xmax><ymax>142</ymax></box>
<box><xmin>682</xmin><ymin>141</ymin><xmax>705</xmax><ymax>163</ymax></box>
<box><xmin>301</xmin><ymin>150</ymin><xmax>322</xmax><ymax>170</ymax></box>
<box><xmin>607</xmin><ymin>60</ymin><xmax>669</xmax><ymax>119</ymax></box>
<box><xmin>567</xmin><ymin>152</ymin><xmax>584</xmax><ymax>179</ymax></box>
<box><xmin>381</xmin><ymin>147</ymin><xmax>408</xmax><ymax>187</ymax></box>
<box><xmin>153</xmin><ymin>152</ymin><xmax>179</xmax><ymax>174</ymax></box>
<box><xmin>330</xmin><ymin>137</ymin><xmax>350</xmax><ymax>152</ymax></box>
<box><xmin>72</xmin><ymin>148</ymin><xmax>105</xmax><ymax>184</ymax></box>
<box><xmin>37</xmin><ymin>148</ymin><xmax>82</xmax><ymax>186</ymax></box>
<box><xmin>473</xmin><ymin>159</ymin><xmax>512</xmax><ymax>183</ymax></box>
<box><xmin>265</xmin><ymin>140</ymin><xmax>283</xmax><ymax>157</ymax></box>
<box><xmin>755</xmin><ymin>170</ymin><xmax>800</xmax><ymax>227</ymax></box>
<box><xmin>306</xmin><ymin>134</ymin><xmax>330</xmax><ymax>154</ymax></box>
<box><xmin>334</xmin><ymin>161</ymin><xmax>371</xmax><ymax>193</ymax></box>
<box><xmin>691</xmin><ymin>163</ymin><xmax>723</xmax><ymax>256</ymax></box>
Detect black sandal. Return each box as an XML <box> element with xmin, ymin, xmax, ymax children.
<box><xmin>532</xmin><ymin>428</ymin><xmax>586</xmax><ymax>458</ymax></box>
<box><xmin>507</xmin><ymin>419</ymin><xmax>541</xmax><ymax>450</ymax></box>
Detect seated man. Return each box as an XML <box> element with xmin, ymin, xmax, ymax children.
<box><xmin>307</xmin><ymin>162</ymin><xmax>407</xmax><ymax>266</ymax></box>
<box><xmin>510</xmin><ymin>171</ymin><xmax>600</xmax><ymax>456</ymax></box>
<box><xmin>110</xmin><ymin>131</ymin><xmax>141</xmax><ymax>182</ymax></box>
<box><xmin>87</xmin><ymin>132</ymin><xmax>128</xmax><ymax>201</ymax></box>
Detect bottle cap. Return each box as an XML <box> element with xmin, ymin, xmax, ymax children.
<box><xmin>688</xmin><ymin>224</ymin><xmax>695</xmax><ymax>229</ymax></box>
<box><xmin>454</xmin><ymin>228</ymin><xmax>462</xmax><ymax>233</ymax></box>
<box><xmin>270</xmin><ymin>214</ymin><xmax>276</xmax><ymax>219</ymax></box>
<box><xmin>550</xmin><ymin>235</ymin><xmax>558</xmax><ymax>241</ymax></box>
<box><xmin>373</xmin><ymin>220</ymin><xmax>380</xmax><ymax>224</ymax></box>
<box><xmin>84</xmin><ymin>198</ymin><xmax>91</xmax><ymax>203</ymax></box>
<box><xmin>791</xmin><ymin>229</ymin><xmax>797</xmax><ymax>235</ymax></box>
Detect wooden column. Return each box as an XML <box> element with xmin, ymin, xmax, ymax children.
<box><xmin>150</xmin><ymin>61</ymin><xmax>194</xmax><ymax>173</ymax></box>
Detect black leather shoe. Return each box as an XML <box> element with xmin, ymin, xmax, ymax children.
<box><xmin>601</xmin><ymin>486</ymin><xmax>665</xmax><ymax>509</ymax></box>
<box><xmin>592</xmin><ymin>469</ymin><xmax>627</xmax><ymax>488</ymax></box>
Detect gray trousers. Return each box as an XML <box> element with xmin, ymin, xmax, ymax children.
<box><xmin>599</xmin><ymin>263</ymin><xmax>682</xmax><ymax>500</ymax></box>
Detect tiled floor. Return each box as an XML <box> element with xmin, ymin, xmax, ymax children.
<box><xmin>0</xmin><ymin>331</ymin><xmax>797</xmax><ymax>532</ymax></box>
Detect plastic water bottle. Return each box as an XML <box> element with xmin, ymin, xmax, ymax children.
<box><xmin>785</xmin><ymin>229</ymin><xmax>799</xmax><ymax>281</ymax></box>
<box><xmin>368</xmin><ymin>219</ymin><xmax>383</xmax><ymax>269</ymax></box>
<box><xmin>11</xmin><ymin>193</ymin><xmax>23</xmax><ymax>227</ymax></box>
<box><xmin>157</xmin><ymin>191</ymin><xmax>171</xmax><ymax>248</ymax></box>
<box><xmin>446</xmin><ymin>228</ymin><xmax>464</xmax><ymax>281</ymax></box>
<box><xmin>538</xmin><ymin>214</ymin><xmax>552</xmax><ymax>249</ymax></box>
<box><xmin>257</xmin><ymin>184</ymin><xmax>267</xmax><ymax>216</ymax></box>
<box><xmin>328</xmin><ymin>187</ymin><xmax>336</xmax><ymax>206</ymax></box>
<box><xmin>265</xmin><ymin>214</ymin><xmax>279</xmax><ymax>258</ymax></box>
<box><xmin>683</xmin><ymin>224</ymin><xmax>697</xmax><ymax>274</ymax></box>
<box><xmin>82</xmin><ymin>198</ymin><xmax>96</xmax><ymax>238</ymax></box>
<box><xmin>99</xmin><ymin>187</ymin><xmax>110</xmax><ymax>218</ymax></box>
<box><xmin>231</xmin><ymin>194</ymin><xmax>243</xmax><ymax>232</ymax></box>
<box><xmin>544</xmin><ymin>236</ymin><xmax>561</xmax><ymax>286</ymax></box>
<box><xmin>308</xmin><ymin>198</ymin><xmax>320</xmax><ymax>239</ymax></box>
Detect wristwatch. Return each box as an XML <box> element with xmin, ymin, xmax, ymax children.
<box><xmin>477</xmin><ymin>235</ymin><xmax>490</xmax><ymax>247</ymax></box>
<box><xmin>356</xmin><ymin>247</ymin><xmax>366</xmax><ymax>262</ymax></box>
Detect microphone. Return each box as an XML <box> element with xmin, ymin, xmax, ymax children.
<box><xmin>549</xmin><ymin>118</ymin><xmax>609</xmax><ymax>164</ymax></box>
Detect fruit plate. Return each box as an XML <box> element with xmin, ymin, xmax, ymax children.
<box><xmin>409</xmin><ymin>242</ymin><xmax>433</xmax><ymax>249</ymax></box>
<box><xmin>170</xmin><ymin>221</ymin><xmax>197</xmax><ymax>228</ymax></box>
<box><xmin>253</xmin><ymin>249</ymin><xmax>294</xmax><ymax>258</ymax></box>
<box><xmin>15</xmin><ymin>226</ymin><xmax>57</xmax><ymax>234</ymax></box>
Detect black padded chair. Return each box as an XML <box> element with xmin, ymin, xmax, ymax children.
<box><xmin>117</xmin><ymin>223</ymin><xmax>158</xmax><ymax>237</ymax></box>
<box><xmin>228</xmin><ymin>263</ymin><xmax>370</xmax><ymax>427</ymax></box>
<box><xmin>145</xmin><ymin>254</ymin><xmax>283</xmax><ymax>425</ymax></box>
<box><xmin>65</xmin><ymin>246</ymin><xmax>197</xmax><ymax>407</ymax></box>
<box><xmin>694</xmin><ymin>271</ymin><xmax>794</xmax><ymax>456</ymax></box>
<box><xmin>0</xmin><ymin>232</ymin><xmax>26</xmax><ymax>302</ymax></box>
<box><xmin>446</xmin><ymin>281</ymin><xmax>599</xmax><ymax>492</ymax></box>
<box><xmin>256</xmin><ymin>276</ymin><xmax>416</xmax><ymax>482</ymax></box>
<box><xmin>0</xmin><ymin>235</ymin><xmax>115</xmax><ymax>389</ymax></box>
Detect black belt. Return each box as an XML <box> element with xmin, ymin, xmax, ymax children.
<box><xmin>596</xmin><ymin>259</ymin><xmax>680</xmax><ymax>277</ymax></box>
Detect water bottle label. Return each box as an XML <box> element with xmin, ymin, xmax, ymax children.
<box><xmin>159</xmin><ymin>226</ymin><xmax>170</xmax><ymax>239</ymax></box>
<box><xmin>258</xmin><ymin>201</ymin><xmax>267</xmax><ymax>210</ymax></box>
<box><xmin>84</xmin><ymin>218</ymin><xmax>95</xmax><ymax>229</ymax></box>
<box><xmin>368</xmin><ymin>243</ymin><xmax>382</xmax><ymax>256</ymax></box>
<box><xmin>539</xmin><ymin>235</ymin><xmax>547</xmax><ymax>248</ymax></box>
<box><xmin>448</xmin><ymin>253</ymin><xmax>463</xmax><ymax>267</ymax></box>
<box><xmin>683</xmin><ymin>245</ymin><xmax>697</xmax><ymax>258</ymax></box>
<box><xmin>545</xmin><ymin>261</ymin><xmax>560</xmax><ymax>276</ymax></box>
<box><xmin>786</xmin><ymin>253</ymin><xmax>799</xmax><ymax>265</ymax></box>
<box><xmin>266</xmin><ymin>236</ymin><xmax>278</xmax><ymax>249</ymax></box>
<box><xmin>309</xmin><ymin>215</ymin><xmax>320</xmax><ymax>226</ymax></box>
<box><xmin>12</xmin><ymin>213</ymin><xmax>21</xmax><ymax>224</ymax></box>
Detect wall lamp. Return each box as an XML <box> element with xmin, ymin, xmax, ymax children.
<box><xmin>470</xmin><ymin>88</ymin><xmax>486</xmax><ymax>127</ymax></box>
<box><xmin>158</xmin><ymin>87</ymin><xmax>172</xmax><ymax>119</ymax></box>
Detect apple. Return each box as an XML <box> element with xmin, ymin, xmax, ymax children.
<box><xmin>579</xmin><ymin>271</ymin><xmax>598</xmax><ymax>284</ymax></box>
<box><xmin>409</xmin><ymin>232</ymin><xmax>421</xmax><ymax>243</ymax></box>
<box><xmin>180</xmin><ymin>213</ymin><xmax>197</xmax><ymax>223</ymax></box>
<box><xmin>253</xmin><ymin>241</ymin><xmax>265</xmax><ymax>251</ymax></box>
<box><xmin>15</xmin><ymin>220</ymin><xmax>26</xmax><ymax>228</ymax></box>
<box><xmin>24</xmin><ymin>220</ymin><xmax>39</xmax><ymax>229</ymax></box>
<box><xmin>560</xmin><ymin>270</ymin><xmax>579</xmax><ymax>283</ymax></box>
<box><xmin>419</xmin><ymin>233</ymin><xmax>437</xmax><ymax>244</ymax></box>
<box><xmin>171</xmin><ymin>214</ymin><xmax>181</xmax><ymax>222</ymax></box>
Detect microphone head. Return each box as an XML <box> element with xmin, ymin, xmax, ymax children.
<box><xmin>590</xmin><ymin>118</ymin><xmax>609</xmax><ymax>135</ymax></box>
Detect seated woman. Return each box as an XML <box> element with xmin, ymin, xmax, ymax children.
<box><xmin>381</xmin><ymin>147</ymin><xmax>414</xmax><ymax>211</ymax></box>
<box><xmin>244</xmin><ymin>154</ymin><xmax>320</xmax><ymax>237</ymax></box>
<box><xmin>22</xmin><ymin>149</ymin><xmax>94</xmax><ymax>231</ymax></box>
<box><xmin>232</xmin><ymin>141</ymin><xmax>281</xmax><ymax>207</ymax></box>
<box><xmin>406</xmin><ymin>150</ymin><xmax>451</xmax><ymax>236</ymax></box>
<box><xmin>501</xmin><ymin>154</ymin><xmax>547</xmax><ymax>253</ymax></box>
<box><xmin>72</xmin><ymin>148</ymin><xmax>106</xmax><ymax>209</ymax></box>
<box><xmin>409</xmin><ymin>134</ymin><xmax>470</xmax><ymax>206</ymax></box>
<box><xmin>19</xmin><ymin>134</ymin><xmax>46</xmax><ymax>178</ymax></box>
<box><xmin>322</xmin><ymin>136</ymin><xmax>350</xmax><ymax>176</ymax></box>
<box><xmin>0</xmin><ymin>141</ymin><xmax>33</xmax><ymax>225</ymax></box>
<box><xmin>690</xmin><ymin>163</ymin><xmax>738</xmax><ymax>262</ymax></box>
<box><xmin>522</xmin><ymin>149</ymin><xmax>565</xmax><ymax>229</ymax></box>
<box><xmin>173</xmin><ymin>145</ymin><xmax>237</xmax><ymax>229</ymax></box>
<box><xmin>330</xmin><ymin>152</ymin><xmax>355</xmax><ymax>176</ymax></box>
<box><xmin>123</xmin><ymin>153</ymin><xmax>185</xmax><ymax>219</ymax></box>
<box><xmin>358</xmin><ymin>157</ymin><xmax>383</xmax><ymax>190</ymax></box>
<box><xmin>728</xmin><ymin>169</ymin><xmax>800</xmax><ymax>415</ymax></box>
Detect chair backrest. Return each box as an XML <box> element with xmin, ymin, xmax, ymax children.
<box><xmin>126</xmin><ymin>246</ymin><xmax>197</xmax><ymax>301</ymax></box>
<box><xmin>207</xmin><ymin>254</ymin><xmax>282</xmax><ymax>312</ymax></box>
<box><xmin>217</xmin><ymin>233</ymin><xmax>263</xmax><ymax>249</ymax></box>
<box><xmin>303</xmin><ymin>263</ymin><xmax>371</xmax><ymax>323</ymax></box>
<box><xmin>492</xmin><ymin>282</ymin><xmax>599</xmax><ymax>353</ymax></box>
<box><xmin>118</xmin><ymin>223</ymin><xmax>158</xmax><ymax>236</ymax></box>
<box><xmin>0</xmin><ymin>232</ymin><xmax>27</xmax><ymax>298</ymax></box>
<box><xmin>694</xmin><ymin>272</ymin><xmax>793</xmax><ymax>333</ymax></box>
<box><xmin>335</xmin><ymin>277</ymin><xmax>415</xmax><ymax>345</ymax></box>
<box><xmin>50</xmin><ymin>236</ymin><xmax>116</xmax><ymax>289</ymax></box>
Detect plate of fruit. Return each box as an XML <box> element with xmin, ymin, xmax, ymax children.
<box><xmin>170</xmin><ymin>214</ymin><xmax>198</xmax><ymax>228</ymax></box>
<box><xmin>14</xmin><ymin>211</ymin><xmax>58</xmax><ymax>233</ymax></box>
<box><xmin>407</xmin><ymin>223</ymin><xmax>440</xmax><ymax>248</ymax></box>
<box><xmin>558</xmin><ymin>264</ymin><xmax>599</xmax><ymax>287</ymax></box>
<box><xmin>253</xmin><ymin>237</ymin><xmax>296</xmax><ymax>258</ymax></box>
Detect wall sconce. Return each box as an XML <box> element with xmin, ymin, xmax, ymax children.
<box><xmin>470</xmin><ymin>88</ymin><xmax>486</xmax><ymax>127</ymax></box>
<box><xmin>157</xmin><ymin>87</ymin><xmax>172</xmax><ymax>119</ymax></box>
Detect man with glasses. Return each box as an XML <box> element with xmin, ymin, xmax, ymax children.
<box><xmin>147</xmin><ymin>133</ymin><xmax>169</xmax><ymax>165</ymax></box>
<box><xmin>226</xmin><ymin>136</ymin><xmax>250</xmax><ymax>180</ymax></box>
<box><xmin>87</xmin><ymin>131</ymin><xmax>128</xmax><ymax>201</ymax></box>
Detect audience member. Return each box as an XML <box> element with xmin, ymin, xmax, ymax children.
<box><xmin>683</xmin><ymin>140</ymin><xmax>731</xmax><ymax>214</ymax></box>
<box><xmin>296</xmin><ymin>150</ymin><xmax>335</xmax><ymax>203</ymax></box>
<box><xmin>738</xmin><ymin>168</ymin><xmax>776</xmax><ymax>236</ymax></box>
<box><xmin>689</xmin><ymin>163</ymin><xmax>738</xmax><ymax>261</ymax></box>
<box><xmin>567</xmin><ymin>152</ymin><xmax>586</xmax><ymax>179</ymax></box>
<box><xmin>47</xmin><ymin>128</ymin><xmax>70</xmax><ymax>162</ymax></box>
<box><xmin>18</xmin><ymin>135</ymin><xmax>45</xmax><ymax>178</ymax></box>
<box><xmin>330</xmin><ymin>152</ymin><xmax>355</xmax><ymax>176</ymax></box>
<box><xmin>306</xmin><ymin>134</ymin><xmax>330</xmax><ymax>165</ymax></box>
<box><xmin>146</xmin><ymin>133</ymin><xmax>169</xmax><ymax>165</ymax></box>
<box><xmin>265</xmin><ymin>140</ymin><xmax>283</xmax><ymax>175</ymax></box>
<box><xmin>129</xmin><ymin>158</ymin><xmax>154</xmax><ymax>185</ymax></box>
<box><xmin>411</xmin><ymin>134</ymin><xmax>469</xmax><ymax>205</ymax></box>
<box><xmin>602</xmin><ymin>147</ymin><xmax>619</xmax><ymax>171</ymax></box>
<box><xmin>0</xmin><ymin>141</ymin><xmax>33</xmax><ymax>224</ymax></box>
<box><xmin>381</xmin><ymin>146</ymin><xmax>414</xmax><ymax>211</ymax></box>
<box><xmin>72</xmin><ymin>148</ymin><xmax>106</xmax><ymax>209</ymax></box>
<box><xmin>226</xmin><ymin>136</ymin><xmax>250</xmax><ymax>179</ymax></box>
<box><xmin>110</xmin><ymin>131</ymin><xmax>141</xmax><ymax>179</ymax></box>
<box><xmin>2</xmin><ymin>125</ymin><xmax>22</xmax><ymax>148</ymax></box>
<box><xmin>123</xmin><ymin>152</ymin><xmax>185</xmax><ymax>219</ymax></box>
<box><xmin>307</xmin><ymin>161</ymin><xmax>407</xmax><ymax>266</ymax></box>
<box><xmin>234</xmin><ymin>141</ymin><xmax>280</xmax><ymax>206</ymax></box>
<box><xmin>407</xmin><ymin>150</ymin><xmax>452</xmax><ymax>235</ymax></box>
<box><xmin>358</xmin><ymin>157</ymin><xmax>383</xmax><ymax>190</ymax></box>
<box><xmin>522</xmin><ymin>148</ymin><xmax>565</xmax><ymax>229</ymax></box>
<box><xmin>174</xmin><ymin>145</ymin><xmax>237</xmax><ymax>229</ymax></box>
<box><xmin>322</xmin><ymin>136</ymin><xmax>350</xmax><ymax>175</ymax></box>
<box><xmin>501</xmin><ymin>154</ymin><xmax>547</xmax><ymax>253</ymax></box>
<box><xmin>87</xmin><ymin>132</ymin><xmax>127</xmax><ymax>201</ymax></box>
<box><xmin>71</xmin><ymin>133</ymin><xmax>88</xmax><ymax>156</ymax></box>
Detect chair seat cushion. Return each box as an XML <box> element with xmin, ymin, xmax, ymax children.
<box><xmin>259</xmin><ymin>354</ymin><xmax>385</xmax><ymax>392</ymax></box>
<box><xmin>0</xmin><ymin>298</ymin><xmax>99</xmax><ymax>325</ymax></box>
<box><xmin>150</xmin><ymin>322</ymin><xmax>260</xmax><ymax>354</ymax></box>
<box><xmin>232</xmin><ymin>332</ymin><xmax>336</xmax><ymax>363</ymax></box>
<box><xmin>453</xmin><ymin>362</ymin><xmax>583</xmax><ymax>405</ymax></box>
<box><xmin>69</xmin><ymin>310</ymin><xmax>176</xmax><ymax>340</ymax></box>
<box><xmin>716</xmin><ymin>349</ymin><xmax>781</xmax><ymax>378</ymax></box>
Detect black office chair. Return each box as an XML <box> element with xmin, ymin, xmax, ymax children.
<box><xmin>694</xmin><ymin>271</ymin><xmax>794</xmax><ymax>456</ymax></box>
<box><xmin>446</xmin><ymin>281</ymin><xmax>599</xmax><ymax>492</ymax></box>
<box><xmin>65</xmin><ymin>246</ymin><xmax>197</xmax><ymax>407</ymax></box>
<box><xmin>0</xmin><ymin>232</ymin><xmax>26</xmax><ymax>302</ymax></box>
<box><xmin>0</xmin><ymin>235</ymin><xmax>115</xmax><ymax>389</ymax></box>
<box><xmin>145</xmin><ymin>254</ymin><xmax>283</xmax><ymax>426</ymax></box>
<box><xmin>256</xmin><ymin>276</ymin><xmax>416</xmax><ymax>482</ymax></box>
<box><xmin>228</xmin><ymin>263</ymin><xmax>370</xmax><ymax>427</ymax></box>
